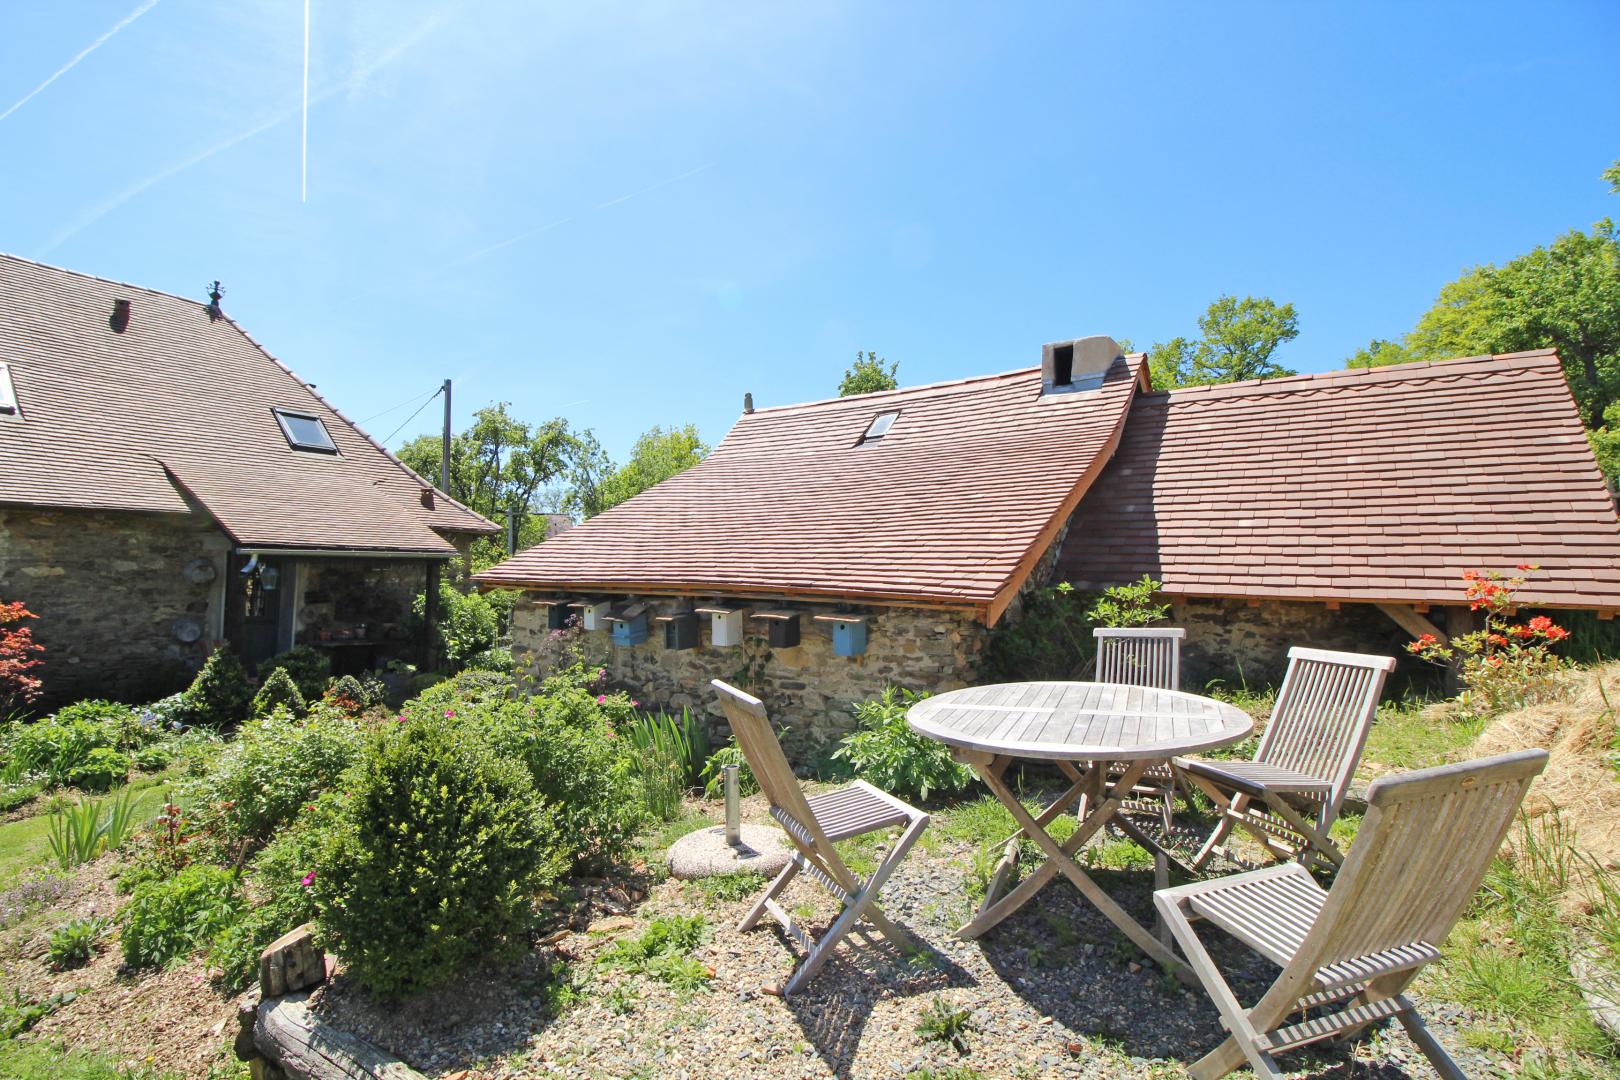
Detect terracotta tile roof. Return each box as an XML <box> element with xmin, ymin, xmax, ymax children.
<box><xmin>477</xmin><ymin>357</ymin><xmax>1148</xmax><ymax>616</ymax></box>
<box><xmin>0</xmin><ymin>254</ymin><xmax>495</xmax><ymax>553</ymax></box>
<box><xmin>1057</xmin><ymin>350</ymin><xmax>1620</xmax><ymax>609</ymax></box>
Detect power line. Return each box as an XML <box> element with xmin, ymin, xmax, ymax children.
<box><xmin>380</xmin><ymin>386</ymin><xmax>443</xmax><ymax>446</ymax></box>
<box><xmin>357</xmin><ymin>386</ymin><xmax>438</xmax><ymax>425</ymax></box>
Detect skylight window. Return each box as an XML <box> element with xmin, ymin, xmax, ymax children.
<box><xmin>273</xmin><ymin>408</ymin><xmax>337</xmax><ymax>453</ymax></box>
<box><xmin>0</xmin><ymin>364</ymin><xmax>16</xmax><ymax>416</ymax></box>
<box><xmin>861</xmin><ymin>411</ymin><xmax>899</xmax><ymax>443</ymax></box>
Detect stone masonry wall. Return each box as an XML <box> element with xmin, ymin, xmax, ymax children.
<box><xmin>0</xmin><ymin>506</ymin><xmax>231</xmax><ymax>707</ymax></box>
<box><xmin>511</xmin><ymin>598</ymin><xmax>990</xmax><ymax>760</ymax></box>
<box><xmin>1169</xmin><ymin>596</ymin><xmax>1419</xmax><ymax>688</ymax></box>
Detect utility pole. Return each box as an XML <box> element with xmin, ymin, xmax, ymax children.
<box><xmin>439</xmin><ymin>379</ymin><xmax>452</xmax><ymax>493</ymax></box>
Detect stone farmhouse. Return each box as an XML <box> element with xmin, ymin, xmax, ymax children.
<box><xmin>0</xmin><ymin>255</ymin><xmax>497</xmax><ymax>706</ymax></box>
<box><xmin>478</xmin><ymin>336</ymin><xmax>1620</xmax><ymax>751</ymax></box>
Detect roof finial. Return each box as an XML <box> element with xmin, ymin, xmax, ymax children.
<box><xmin>204</xmin><ymin>280</ymin><xmax>225</xmax><ymax>322</ymax></box>
<box><xmin>743</xmin><ymin>392</ymin><xmax>754</xmax><ymax>414</ymax></box>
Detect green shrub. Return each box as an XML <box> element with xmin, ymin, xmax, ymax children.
<box><xmin>51</xmin><ymin>700</ymin><xmax>155</xmax><ymax>750</ymax></box>
<box><xmin>624</xmin><ymin>709</ymin><xmax>710</xmax><ymax>821</ymax></box>
<box><xmin>121</xmin><ymin>863</ymin><xmax>244</xmax><ymax>968</ymax></box>
<box><xmin>404</xmin><ymin>668</ymin><xmax>519</xmax><ymax>716</ymax></box>
<box><xmin>132</xmin><ymin>743</ymin><xmax>176</xmax><ymax>773</ymax></box>
<box><xmin>465</xmin><ymin>646</ymin><xmax>517</xmax><ymax>673</ymax></box>
<box><xmin>260</xmin><ymin>645</ymin><xmax>331</xmax><ymax>702</ymax></box>
<box><xmin>251</xmin><ymin>668</ymin><xmax>306</xmax><ymax>719</ymax></box>
<box><xmin>313</xmin><ymin>718</ymin><xmax>562</xmax><ymax>999</ymax></box>
<box><xmin>181</xmin><ymin>647</ymin><xmax>253</xmax><ymax>728</ymax></box>
<box><xmin>209</xmin><ymin>795</ymin><xmax>340</xmax><ymax>990</ymax></box>
<box><xmin>322</xmin><ymin>675</ymin><xmax>368</xmax><ymax>716</ymax></box>
<box><xmin>457</xmin><ymin>692</ymin><xmax>645</xmax><ymax>866</ymax></box>
<box><xmin>413</xmin><ymin>583</ymin><xmax>507</xmax><ymax>672</ymax></box>
<box><xmin>65</xmin><ymin>747</ymin><xmax>128</xmax><ymax>792</ymax></box>
<box><xmin>983</xmin><ymin>576</ymin><xmax>1168</xmax><ymax>681</ymax></box>
<box><xmin>182</xmin><ymin>705</ymin><xmax>364</xmax><ymax>850</ymax></box>
<box><xmin>3</xmin><ymin>702</ymin><xmax>145</xmax><ymax>788</ymax></box>
<box><xmin>47</xmin><ymin>916</ymin><xmax>108</xmax><ymax>969</ymax></box>
<box><xmin>834</xmin><ymin>687</ymin><xmax>973</xmax><ymax>802</ymax></box>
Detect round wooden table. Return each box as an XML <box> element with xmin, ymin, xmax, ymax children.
<box><xmin>907</xmin><ymin>681</ymin><xmax>1254</xmax><ymax>976</ymax></box>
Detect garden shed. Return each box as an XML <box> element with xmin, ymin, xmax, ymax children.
<box><xmin>479</xmin><ymin>336</ymin><xmax>1620</xmax><ymax>749</ymax></box>
<box><xmin>0</xmin><ymin>254</ymin><xmax>498</xmax><ymax>705</ymax></box>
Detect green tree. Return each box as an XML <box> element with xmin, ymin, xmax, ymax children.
<box><xmin>567</xmin><ymin>424</ymin><xmax>709</xmax><ymax>519</ymax></box>
<box><xmin>1148</xmin><ymin>295</ymin><xmax>1299</xmax><ymax>389</ymax></box>
<box><xmin>398</xmin><ymin>403</ymin><xmax>582</xmax><ymax>564</ymax></box>
<box><xmin>838</xmin><ymin>351</ymin><xmax>899</xmax><ymax>396</ymax></box>
<box><xmin>1343</xmin><ymin>223</ymin><xmax>1620</xmax><ymax>427</ymax></box>
<box><xmin>1345</xmin><ymin>338</ymin><xmax>1417</xmax><ymax>369</ymax></box>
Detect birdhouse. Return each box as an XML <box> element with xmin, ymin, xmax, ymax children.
<box><xmin>658</xmin><ymin>611</ymin><xmax>700</xmax><ymax>651</ymax></box>
<box><xmin>569</xmin><ymin>599</ymin><xmax>611</xmax><ymax>631</ymax></box>
<box><xmin>545</xmin><ymin>601</ymin><xmax>570</xmax><ymax>631</ymax></box>
<box><xmin>607</xmin><ymin>603</ymin><xmax>649</xmax><ymax>647</ymax></box>
<box><xmin>815</xmin><ymin>613</ymin><xmax>869</xmax><ymax>657</ymax></box>
<box><xmin>752</xmin><ymin>609</ymin><xmax>800</xmax><ymax>648</ymax></box>
<box><xmin>695</xmin><ymin>605</ymin><xmax>745</xmax><ymax>647</ymax></box>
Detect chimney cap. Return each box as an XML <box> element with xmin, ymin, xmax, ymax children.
<box><xmin>1041</xmin><ymin>335</ymin><xmax>1121</xmax><ymax>394</ymax></box>
<box><xmin>109</xmin><ymin>298</ymin><xmax>132</xmax><ymax>334</ymax></box>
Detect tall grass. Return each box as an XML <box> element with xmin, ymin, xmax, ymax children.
<box><xmin>45</xmin><ymin>788</ymin><xmax>138</xmax><ymax>870</ymax></box>
<box><xmin>625</xmin><ymin>710</ymin><xmax>712</xmax><ymax>822</ymax></box>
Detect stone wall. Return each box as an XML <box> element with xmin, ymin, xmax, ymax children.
<box><xmin>511</xmin><ymin>599</ymin><xmax>989</xmax><ymax>759</ymax></box>
<box><xmin>1168</xmin><ymin>596</ymin><xmax>1424</xmax><ymax>689</ymax></box>
<box><xmin>0</xmin><ymin>506</ymin><xmax>230</xmax><ymax>707</ymax></box>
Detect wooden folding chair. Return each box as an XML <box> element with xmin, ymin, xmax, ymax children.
<box><xmin>1175</xmin><ymin>647</ymin><xmax>1394</xmax><ymax>870</ymax></box>
<box><xmin>711</xmin><ymin>679</ymin><xmax>929</xmax><ymax>995</ymax></box>
<box><xmin>1095</xmin><ymin>627</ymin><xmax>1186</xmax><ymax>830</ymax></box>
<box><xmin>1156</xmin><ymin>748</ymin><xmax>1547</xmax><ymax>1079</ymax></box>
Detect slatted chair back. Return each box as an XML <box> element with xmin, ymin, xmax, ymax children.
<box><xmin>1255</xmin><ymin>647</ymin><xmax>1395</xmax><ymax>819</ymax></box>
<box><xmin>1094</xmin><ymin>627</ymin><xmax>1185</xmax><ymax>690</ymax></box>
<box><xmin>1296</xmin><ymin>749</ymin><xmax>1546</xmax><ymax>983</ymax></box>
<box><xmin>711</xmin><ymin>679</ymin><xmax>822</xmax><ymax>844</ymax></box>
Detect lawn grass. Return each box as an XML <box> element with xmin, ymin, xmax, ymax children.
<box><xmin>1362</xmin><ymin>698</ymin><xmax>1482</xmax><ymax>771</ymax></box>
<box><xmin>0</xmin><ymin>1039</ymin><xmax>181</xmax><ymax>1079</ymax></box>
<box><xmin>0</xmin><ymin>772</ymin><xmax>172</xmax><ymax>887</ymax></box>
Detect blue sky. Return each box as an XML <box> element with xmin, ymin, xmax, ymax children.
<box><xmin>3</xmin><ymin>2</ymin><xmax>1617</xmax><ymax>463</ymax></box>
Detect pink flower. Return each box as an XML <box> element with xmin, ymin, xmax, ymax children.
<box><xmin>301</xmin><ymin>871</ymin><xmax>317</xmax><ymax>887</ymax></box>
<box><xmin>597</xmin><ymin>694</ymin><xmax>607</xmax><ymax>704</ymax></box>
<box><xmin>630</xmin><ymin>699</ymin><xmax>639</xmax><ymax>707</ymax></box>
<box><xmin>444</xmin><ymin>709</ymin><xmax>456</xmax><ymax>718</ymax></box>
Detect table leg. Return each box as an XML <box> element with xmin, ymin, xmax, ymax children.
<box><xmin>976</xmin><ymin>770</ymin><xmax>1089</xmax><ymax>917</ymax></box>
<box><xmin>966</xmin><ymin>759</ymin><xmax>1192</xmax><ymax>983</ymax></box>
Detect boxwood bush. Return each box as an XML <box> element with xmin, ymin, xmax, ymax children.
<box><xmin>312</xmin><ymin>718</ymin><xmax>563</xmax><ymax>999</ymax></box>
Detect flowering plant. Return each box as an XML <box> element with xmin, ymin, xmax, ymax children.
<box><xmin>1407</xmin><ymin>566</ymin><xmax>1568</xmax><ymax>715</ymax></box>
<box><xmin>0</xmin><ymin>599</ymin><xmax>44</xmax><ymax>715</ymax></box>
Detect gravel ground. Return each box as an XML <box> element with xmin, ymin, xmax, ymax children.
<box><xmin>313</xmin><ymin>794</ymin><xmax>1512</xmax><ymax>1080</ymax></box>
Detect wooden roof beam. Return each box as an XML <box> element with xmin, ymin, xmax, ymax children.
<box><xmin>1375</xmin><ymin>602</ymin><xmax>1448</xmax><ymax>645</ymax></box>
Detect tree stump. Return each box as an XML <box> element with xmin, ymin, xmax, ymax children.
<box><xmin>260</xmin><ymin>924</ymin><xmax>326</xmax><ymax>998</ymax></box>
<box><xmin>256</xmin><ymin>992</ymin><xmax>427</xmax><ymax>1080</ymax></box>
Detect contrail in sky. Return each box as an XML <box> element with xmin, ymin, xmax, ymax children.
<box><xmin>0</xmin><ymin>0</ymin><xmax>161</xmax><ymax>123</ymax></box>
<box><xmin>35</xmin><ymin>7</ymin><xmax>451</xmax><ymax>256</ymax></box>
<box><xmin>302</xmin><ymin>0</ymin><xmax>311</xmax><ymax>202</ymax></box>
<box><xmin>458</xmin><ymin>162</ymin><xmax>716</xmax><ymax>265</ymax></box>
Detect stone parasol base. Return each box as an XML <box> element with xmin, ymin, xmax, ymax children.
<box><xmin>668</xmin><ymin>824</ymin><xmax>793</xmax><ymax>880</ymax></box>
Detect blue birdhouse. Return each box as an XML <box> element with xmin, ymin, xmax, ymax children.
<box><xmin>608</xmin><ymin>603</ymin><xmax>649</xmax><ymax>646</ymax></box>
<box><xmin>817</xmin><ymin>614</ymin><xmax>869</xmax><ymax>656</ymax></box>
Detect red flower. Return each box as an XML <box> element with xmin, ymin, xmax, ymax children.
<box><xmin>1527</xmin><ymin>615</ymin><xmax>1554</xmax><ymax>632</ymax></box>
<box><xmin>1546</xmin><ymin>626</ymin><xmax>1569</xmax><ymax>642</ymax></box>
<box><xmin>1488</xmin><ymin>634</ymin><xmax>1509</xmax><ymax>647</ymax></box>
